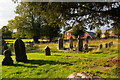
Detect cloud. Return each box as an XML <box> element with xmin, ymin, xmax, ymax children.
<box><xmin>0</xmin><ymin>0</ymin><xmax>17</xmax><ymax>28</ymax></box>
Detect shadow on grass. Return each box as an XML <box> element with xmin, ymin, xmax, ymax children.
<box><xmin>25</xmin><ymin>59</ymin><xmax>72</xmax><ymax>66</ymax></box>
<box><xmin>2</xmin><ymin>64</ymin><xmax>38</xmax><ymax>68</ymax></box>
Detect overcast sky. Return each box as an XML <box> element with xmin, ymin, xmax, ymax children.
<box><xmin>0</xmin><ymin>0</ymin><xmax>18</xmax><ymax>29</ymax></box>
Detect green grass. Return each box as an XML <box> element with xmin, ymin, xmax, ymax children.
<box><xmin>1</xmin><ymin>38</ymin><xmax>119</xmax><ymax>78</ymax></box>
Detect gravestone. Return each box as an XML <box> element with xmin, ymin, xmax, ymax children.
<box><xmin>14</xmin><ymin>38</ymin><xmax>27</xmax><ymax>62</ymax></box>
<box><xmin>105</xmin><ymin>43</ymin><xmax>108</xmax><ymax>48</ymax></box>
<box><xmin>2</xmin><ymin>40</ymin><xmax>8</xmax><ymax>55</ymax></box>
<box><xmin>58</xmin><ymin>38</ymin><xmax>63</xmax><ymax>50</ymax></box>
<box><xmin>110</xmin><ymin>42</ymin><xmax>113</xmax><ymax>46</ymax></box>
<box><xmin>69</xmin><ymin>37</ymin><xmax>73</xmax><ymax>49</ymax></box>
<box><xmin>108</xmin><ymin>42</ymin><xmax>111</xmax><ymax>47</ymax></box>
<box><xmin>2</xmin><ymin>49</ymin><xmax>13</xmax><ymax>65</ymax></box>
<box><xmin>99</xmin><ymin>44</ymin><xmax>103</xmax><ymax>49</ymax></box>
<box><xmin>45</xmin><ymin>46</ymin><xmax>51</xmax><ymax>56</ymax></box>
<box><xmin>77</xmin><ymin>36</ymin><xmax>83</xmax><ymax>51</ymax></box>
<box><xmin>84</xmin><ymin>44</ymin><xmax>88</xmax><ymax>52</ymax></box>
<box><xmin>85</xmin><ymin>38</ymin><xmax>89</xmax><ymax>44</ymax></box>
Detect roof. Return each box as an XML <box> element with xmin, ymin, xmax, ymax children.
<box><xmin>87</xmin><ymin>32</ymin><xmax>96</xmax><ymax>38</ymax></box>
<box><xmin>106</xmin><ymin>27</ymin><xmax>114</xmax><ymax>31</ymax></box>
<box><xmin>65</xmin><ymin>29</ymin><xmax>96</xmax><ymax>38</ymax></box>
<box><xmin>66</xmin><ymin>29</ymin><xmax>73</xmax><ymax>32</ymax></box>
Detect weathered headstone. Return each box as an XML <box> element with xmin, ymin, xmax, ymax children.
<box><xmin>58</xmin><ymin>38</ymin><xmax>63</xmax><ymax>50</ymax></box>
<box><xmin>69</xmin><ymin>37</ymin><xmax>73</xmax><ymax>49</ymax></box>
<box><xmin>105</xmin><ymin>43</ymin><xmax>108</xmax><ymax>48</ymax></box>
<box><xmin>2</xmin><ymin>49</ymin><xmax>13</xmax><ymax>65</ymax></box>
<box><xmin>110</xmin><ymin>41</ymin><xmax>113</xmax><ymax>46</ymax></box>
<box><xmin>45</xmin><ymin>46</ymin><xmax>51</xmax><ymax>56</ymax></box>
<box><xmin>2</xmin><ymin>40</ymin><xmax>8</xmax><ymax>55</ymax></box>
<box><xmin>77</xmin><ymin>36</ymin><xmax>83</xmax><ymax>51</ymax></box>
<box><xmin>85</xmin><ymin>38</ymin><xmax>89</xmax><ymax>44</ymax></box>
<box><xmin>108</xmin><ymin>42</ymin><xmax>111</xmax><ymax>47</ymax></box>
<box><xmin>99</xmin><ymin>44</ymin><xmax>103</xmax><ymax>49</ymax></box>
<box><xmin>84</xmin><ymin>44</ymin><xmax>88</xmax><ymax>52</ymax></box>
<box><xmin>14</xmin><ymin>38</ymin><xmax>27</xmax><ymax>62</ymax></box>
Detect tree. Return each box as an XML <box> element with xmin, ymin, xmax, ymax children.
<box><xmin>95</xmin><ymin>29</ymin><xmax>102</xmax><ymax>38</ymax></box>
<box><xmin>112</xmin><ymin>23</ymin><xmax>120</xmax><ymax>38</ymax></box>
<box><xmin>8</xmin><ymin>2</ymin><xmax>63</xmax><ymax>43</ymax></box>
<box><xmin>104</xmin><ymin>32</ymin><xmax>109</xmax><ymax>38</ymax></box>
<box><xmin>42</xmin><ymin>23</ymin><xmax>61</xmax><ymax>42</ymax></box>
<box><xmin>10</xmin><ymin>2</ymin><xmax>120</xmax><ymax>41</ymax></box>
<box><xmin>71</xmin><ymin>23</ymin><xmax>86</xmax><ymax>38</ymax></box>
<box><xmin>2</xmin><ymin>26</ymin><xmax>12</xmax><ymax>39</ymax></box>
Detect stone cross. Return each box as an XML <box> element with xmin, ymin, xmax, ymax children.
<box><xmin>77</xmin><ymin>36</ymin><xmax>83</xmax><ymax>51</ymax></box>
<box><xmin>14</xmin><ymin>38</ymin><xmax>27</xmax><ymax>62</ymax></box>
<box><xmin>58</xmin><ymin>38</ymin><xmax>63</xmax><ymax>50</ymax></box>
<box><xmin>2</xmin><ymin>49</ymin><xmax>13</xmax><ymax>65</ymax></box>
<box><xmin>45</xmin><ymin>46</ymin><xmax>51</xmax><ymax>56</ymax></box>
<box><xmin>99</xmin><ymin>44</ymin><xmax>103</xmax><ymax>49</ymax></box>
<box><xmin>69</xmin><ymin>37</ymin><xmax>73</xmax><ymax>49</ymax></box>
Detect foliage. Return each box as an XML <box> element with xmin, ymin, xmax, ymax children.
<box><xmin>71</xmin><ymin>24</ymin><xmax>86</xmax><ymax>38</ymax></box>
<box><xmin>104</xmin><ymin>32</ymin><xmax>109</xmax><ymax>38</ymax></box>
<box><xmin>42</xmin><ymin>23</ymin><xmax>60</xmax><ymax>41</ymax></box>
<box><xmin>8</xmin><ymin>2</ymin><xmax>120</xmax><ymax>41</ymax></box>
<box><xmin>2</xmin><ymin>26</ymin><xmax>12</xmax><ymax>39</ymax></box>
<box><xmin>64</xmin><ymin>26</ymin><xmax>72</xmax><ymax>33</ymax></box>
<box><xmin>8</xmin><ymin>2</ymin><xmax>63</xmax><ymax>42</ymax></box>
<box><xmin>112</xmin><ymin>25</ymin><xmax>120</xmax><ymax>37</ymax></box>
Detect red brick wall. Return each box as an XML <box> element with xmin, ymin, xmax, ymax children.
<box><xmin>64</xmin><ymin>32</ymin><xmax>93</xmax><ymax>40</ymax></box>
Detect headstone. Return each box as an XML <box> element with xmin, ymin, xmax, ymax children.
<box><xmin>77</xmin><ymin>36</ymin><xmax>83</xmax><ymax>51</ymax></box>
<box><xmin>14</xmin><ymin>38</ymin><xmax>27</xmax><ymax>62</ymax></box>
<box><xmin>110</xmin><ymin>41</ymin><xmax>113</xmax><ymax>46</ymax></box>
<box><xmin>85</xmin><ymin>38</ymin><xmax>89</xmax><ymax>44</ymax></box>
<box><xmin>69</xmin><ymin>37</ymin><xmax>73</xmax><ymax>49</ymax></box>
<box><xmin>84</xmin><ymin>44</ymin><xmax>88</xmax><ymax>52</ymax></box>
<box><xmin>108</xmin><ymin>42</ymin><xmax>111</xmax><ymax>47</ymax></box>
<box><xmin>45</xmin><ymin>46</ymin><xmax>51</xmax><ymax>56</ymax></box>
<box><xmin>58</xmin><ymin>38</ymin><xmax>63</xmax><ymax>50</ymax></box>
<box><xmin>99</xmin><ymin>44</ymin><xmax>103</xmax><ymax>49</ymax></box>
<box><xmin>2</xmin><ymin>49</ymin><xmax>13</xmax><ymax>65</ymax></box>
<box><xmin>105</xmin><ymin>43</ymin><xmax>108</xmax><ymax>48</ymax></box>
<box><xmin>2</xmin><ymin>40</ymin><xmax>8</xmax><ymax>55</ymax></box>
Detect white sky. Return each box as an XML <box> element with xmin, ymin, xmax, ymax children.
<box><xmin>0</xmin><ymin>0</ymin><xmax>18</xmax><ymax>29</ymax></box>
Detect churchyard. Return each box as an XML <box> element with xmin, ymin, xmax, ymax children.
<box><xmin>0</xmin><ymin>38</ymin><xmax>119</xmax><ymax>79</ymax></box>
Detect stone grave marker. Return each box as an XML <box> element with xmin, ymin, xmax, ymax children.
<box><xmin>105</xmin><ymin>43</ymin><xmax>108</xmax><ymax>48</ymax></box>
<box><xmin>2</xmin><ymin>49</ymin><xmax>13</xmax><ymax>65</ymax></box>
<box><xmin>58</xmin><ymin>38</ymin><xmax>63</xmax><ymax>50</ymax></box>
<box><xmin>14</xmin><ymin>38</ymin><xmax>27</xmax><ymax>62</ymax></box>
<box><xmin>69</xmin><ymin>37</ymin><xmax>73</xmax><ymax>49</ymax></box>
<box><xmin>99</xmin><ymin>44</ymin><xmax>103</xmax><ymax>49</ymax></box>
<box><xmin>110</xmin><ymin>41</ymin><xmax>113</xmax><ymax>46</ymax></box>
<box><xmin>84</xmin><ymin>44</ymin><xmax>88</xmax><ymax>52</ymax></box>
<box><xmin>77</xmin><ymin>36</ymin><xmax>83</xmax><ymax>51</ymax></box>
<box><xmin>2</xmin><ymin>40</ymin><xmax>8</xmax><ymax>55</ymax></box>
<box><xmin>108</xmin><ymin>42</ymin><xmax>111</xmax><ymax>47</ymax></box>
<box><xmin>85</xmin><ymin>38</ymin><xmax>89</xmax><ymax>44</ymax></box>
<box><xmin>45</xmin><ymin>46</ymin><xmax>51</xmax><ymax>56</ymax></box>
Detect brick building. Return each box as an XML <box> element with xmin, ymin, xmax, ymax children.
<box><xmin>100</xmin><ymin>27</ymin><xmax>117</xmax><ymax>38</ymax></box>
<box><xmin>64</xmin><ymin>29</ymin><xmax>96</xmax><ymax>40</ymax></box>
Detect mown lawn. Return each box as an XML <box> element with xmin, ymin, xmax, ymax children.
<box><xmin>1</xmin><ymin>38</ymin><xmax>119</xmax><ymax>78</ymax></box>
